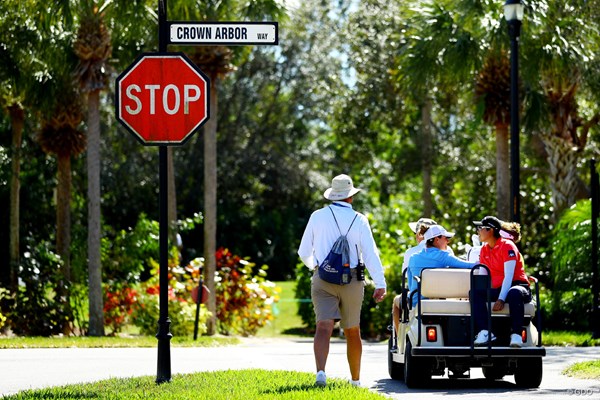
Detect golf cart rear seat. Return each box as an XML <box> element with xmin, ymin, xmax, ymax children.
<box><xmin>415</xmin><ymin>268</ymin><xmax>536</xmax><ymax>316</ymax></box>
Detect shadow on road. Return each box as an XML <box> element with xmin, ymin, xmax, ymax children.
<box><xmin>373</xmin><ymin>377</ymin><xmax>531</xmax><ymax>395</ymax></box>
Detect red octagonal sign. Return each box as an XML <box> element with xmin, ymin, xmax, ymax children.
<box><xmin>116</xmin><ymin>52</ymin><xmax>210</xmax><ymax>145</ymax></box>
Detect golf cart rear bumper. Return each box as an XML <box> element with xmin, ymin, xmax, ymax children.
<box><xmin>412</xmin><ymin>346</ymin><xmax>546</xmax><ymax>357</ymax></box>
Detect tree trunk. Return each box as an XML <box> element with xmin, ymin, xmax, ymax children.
<box><xmin>421</xmin><ymin>99</ymin><xmax>433</xmax><ymax>217</ymax></box>
<box><xmin>496</xmin><ymin>124</ymin><xmax>510</xmax><ymax>220</ymax></box>
<box><xmin>542</xmin><ymin>134</ymin><xmax>586</xmax><ymax>221</ymax></box>
<box><xmin>204</xmin><ymin>76</ymin><xmax>218</xmax><ymax>335</ymax></box>
<box><xmin>86</xmin><ymin>89</ymin><xmax>104</xmax><ymax>336</ymax></box>
<box><xmin>57</xmin><ymin>152</ymin><xmax>74</xmax><ymax>334</ymax></box>
<box><xmin>56</xmin><ymin>153</ymin><xmax>72</xmax><ymax>283</ymax></box>
<box><xmin>8</xmin><ymin>104</ymin><xmax>24</xmax><ymax>293</ymax></box>
<box><xmin>167</xmin><ymin>147</ymin><xmax>178</xmax><ymax>246</ymax></box>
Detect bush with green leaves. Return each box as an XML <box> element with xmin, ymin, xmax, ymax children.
<box><xmin>0</xmin><ymin>288</ymin><xmax>7</xmax><ymax>331</ymax></box>
<box><xmin>215</xmin><ymin>248</ymin><xmax>277</xmax><ymax>336</ymax></box>
<box><xmin>7</xmin><ymin>240</ymin><xmax>72</xmax><ymax>336</ymax></box>
<box><xmin>294</xmin><ymin>262</ymin><xmax>314</xmax><ymax>331</ymax></box>
<box><xmin>121</xmin><ymin>215</ymin><xmax>276</xmax><ymax>337</ymax></box>
<box><xmin>101</xmin><ymin>214</ymin><xmax>160</xmax><ymax>283</ymax></box>
<box><xmin>131</xmin><ymin>254</ymin><xmax>209</xmax><ymax>337</ymax></box>
<box><xmin>547</xmin><ymin>199</ymin><xmax>598</xmax><ymax>330</ymax></box>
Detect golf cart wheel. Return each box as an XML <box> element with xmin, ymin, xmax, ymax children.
<box><xmin>482</xmin><ymin>366</ymin><xmax>505</xmax><ymax>380</ymax></box>
<box><xmin>404</xmin><ymin>339</ymin><xmax>431</xmax><ymax>388</ymax></box>
<box><xmin>388</xmin><ymin>335</ymin><xmax>404</xmax><ymax>380</ymax></box>
<box><xmin>514</xmin><ymin>357</ymin><xmax>543</xmax><ymax>388</ymax></box>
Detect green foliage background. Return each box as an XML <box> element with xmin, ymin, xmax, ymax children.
<box><xmin>1</xmin><ymin>0</ymin><xmax>599</xmax><ymax>336</ymax></box>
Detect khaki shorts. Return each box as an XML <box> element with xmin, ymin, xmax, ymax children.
<box><xmin>311</xmin><ymin>268</ymin><xmax>365</xmax><ymax>329</ymax></box>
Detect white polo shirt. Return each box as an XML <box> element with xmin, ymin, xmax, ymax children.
<box><xmin>298</xmin><ymin>201</ymin><xmax>386</xmax><ymax>289</ymax></box>
<box><xmin>402</xmin><ymin>241</ymin><xmax>425</xmax><ymax>272</ymax></box>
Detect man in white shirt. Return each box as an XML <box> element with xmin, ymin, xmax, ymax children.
<box><xmin>391</xmin><ymin>217</ymin><xmax>436</xmax><ymax>338</ymax></box>
<box><xmin>298</xmin><ymin>174</ymin><xmax>386</xmax><ymax>387</ymax></box>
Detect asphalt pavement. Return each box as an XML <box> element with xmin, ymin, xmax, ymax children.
<box><xmin>1</xmin><ymin>338</ymin><xmax>599</xmax><ymax>399</ymax></box>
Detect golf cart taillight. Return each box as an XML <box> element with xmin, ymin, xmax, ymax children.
<box><xmin>521</xmin><ymin>329</ymin><xmax>527</xmax><ymax>343</ymax></box>
<box><xmin>426</xmin><ymin>326</ymin><xmax>437</xmax><ymax>342</ymax></box>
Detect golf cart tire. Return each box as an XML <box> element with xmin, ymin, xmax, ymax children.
<box><xmin>482</xmin><ymin>366</ymin><xmax>506</xmax><ymax>381</ymax></box>
<box><xmin>388</xmin><ymin>336</ymin><xmax>404</xmax><ymax>380</ymax></box>
<box><xmin>404</xmin><ymin>339</ymin><xmax>431</xmax><ymax>388</ymax></box>
<box><xmin>514</xmin><ymin>356</ymin><xmax>543</xmax><ymax>388</ymax></box>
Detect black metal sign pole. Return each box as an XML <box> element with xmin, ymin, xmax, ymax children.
<box><xmin>156</xmin><ymin>0</ymin><xmax>172</xmax><ymax>384</ymax></box>
<box><xmin>592</xmin><ymin>158</ymin><xmax>599</xmax><ymax>338</ymax></box>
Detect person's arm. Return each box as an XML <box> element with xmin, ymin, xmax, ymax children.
<box><xmin>442</xmin><ymin>252</ymin><xmax>477</xmax><ymax>269</ymax></box>
<box><xmin>498</xmin><ymin>260</ymin><xmax>516</xmax><ymax>301</ymax></box>
<box><xmin>359</xmin><ymin>216</ymin><xmax>386</xmax><ymax>290</ymax></box>
<box><xmin>493</xmin><ymin>242</ymin><xmax>520</xmax><ymax>310</ymax></box>
<box><xmin>297</xmin><ymin>217</ymin><xmax>316</xmax><ymax>269</ymax></box>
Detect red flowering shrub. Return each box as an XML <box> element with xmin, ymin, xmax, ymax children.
<box><xmin>131</xmin><ymin>250</ymin><xmax>209</xmax><ymax>337</ymax></box>
<box><xmin>128</xmin><ymin>242</ymin><xmax>276</xmax><ymax>337</ymax></box>
<box><xmin>215</xmin><ymin>248</ymin><xmax>278</xmax><ymax>336</ymax></box>
<box><xmin>103</xmin><ymin>285</ymin><xmax>138</xmax><ymax>335</ymax></box>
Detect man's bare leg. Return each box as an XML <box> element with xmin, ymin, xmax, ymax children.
<box><xmin>344</xmin><ymin>325</ymin><xmax>362</xmax><ymax>381</ymax></box>
<box><xmin>314</xmin><ymin>319</ymin><xmax>334</xmax><ymax>372</ymax></box>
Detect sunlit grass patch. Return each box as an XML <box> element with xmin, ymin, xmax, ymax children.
<box><xmin>563</xmin><ymin>360</ymin><xmax>600</xmax><ymax>380</ymax></box>
<box><xmin>544</xmin><ymin>331</ymin><xmax>600</xmax><ymax>347</ymax></box>
<box><xmin>3</xmin><ymin>369</ymin><xmax>387</xmax><ymax>400</ymax></box>
<box><xmin>0</xmin><ymin>335</ymin><xmax>238</xmax><ymax>349</ymax></box>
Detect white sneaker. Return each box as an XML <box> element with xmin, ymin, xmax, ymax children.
<box><xmin>474</xmin><ymin>330</ymin><xmax>496</xmax><ymax>346</ymax></box>
<box><xmin>510</xmin><ymin>333</ymin><xmax>523</xmax><ymax>348</ymax></box>
<box><xmin>315</xmin><ymin>370</ymin><xmax>326</xmax><ymax>387</ymax></box>
<box><xmin>350</xmin><ymin>379</ymin><xmax>361</xmax><ymax>387</ymax></box>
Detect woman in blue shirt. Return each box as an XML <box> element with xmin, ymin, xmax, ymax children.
<box><xmin>407</xmin><ymin>225</ymin><xmax>476</xmax><ymax>307</ymax></box>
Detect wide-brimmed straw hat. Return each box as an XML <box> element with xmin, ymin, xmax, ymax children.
<box><xmin>323</xmin><ymin>174</ymin><xmax>362</xmax><ymax>201</ymax></box>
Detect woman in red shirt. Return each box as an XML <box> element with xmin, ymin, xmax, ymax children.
<box><xmin>471</xmin><ymin>216</ymin><xmax>531</xmax><ymax>347</ymax></box>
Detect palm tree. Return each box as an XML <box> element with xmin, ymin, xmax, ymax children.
<box><xmin>73</xmin><ymin>1</ymin><xmax>112</xmax><ymax>336</ymax></box>
<box><xmin>6</xmin><ymin>104</ymin><xmax>24</xmax><ymax>293</ymax></box>
<box><xmin>37</xmin><ymin>82</ymin><xmax>86</xmax><ymax>293</ymax></box>
<box><xmin>474</xmin><ymin>52</ymin><xmax>512</xmax><ymax>219</ymax></box>
<box><xmin>521</xmin><ymin>0</ymin><xmax>600</xmax><ymax>220</ymax></box>
<box><xmin>169</xmin><ymin>0</ymin><xmax>284</xmax><ymax>335</ymax></box>
<box><xmin>0</xmin><ymin>0</ymin><xmax>44</xmax><ymax>293</ymax></box>
<box><xmin>396</xmin><ymin>0</ymin><xmax>487</xmax><ymax>215</ymax></box>
<box><xmin>398</xmin><ymin>0</ymin><xmax>553</xmax><ymax>220</ymax></box>
<box><xmin>189</xmin><ymin>46</ymin><xmax>233</xmax><ymax>335</ymax></box>
<box><xmin>538</xmin><ymin>75</ymin><xmax>600</xmax><ymax>220</ymax></box>
<box><xmin>44</xmin><ymin>0</ymin><xmax>155</xmax><ymax>336</ymax></box>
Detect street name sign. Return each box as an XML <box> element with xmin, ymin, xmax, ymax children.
<box><xmin>169</xmin><ymin>21</ymin><xmax>278</xmax><ymax>45</ymax></box>
<box><xmin>115</xmin><ymin>52</ymin><xmax>210</xmax><ymax>145</ymax></box>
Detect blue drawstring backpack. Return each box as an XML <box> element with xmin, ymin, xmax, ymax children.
<box><xmin>317</xmin><ymin>207</ymin><xmax>358</xmax><ymax>285</ymax></box>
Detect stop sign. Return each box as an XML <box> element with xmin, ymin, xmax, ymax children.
<box><xmin>116</xmin><ymin>52</ymin><xmax>210</xmax><ymax>145</ymax></box>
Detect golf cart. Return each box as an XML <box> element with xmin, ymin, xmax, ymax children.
<box><xmin>388</xmin><ymin>264</ymin><xmax>545</xmax><ymax>388</ymax></box>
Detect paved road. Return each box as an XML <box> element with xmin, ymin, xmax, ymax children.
<box><xmin>1</xmin><ymin>338</ymin><xmax>599</xmax><ymax>398</ymax></box>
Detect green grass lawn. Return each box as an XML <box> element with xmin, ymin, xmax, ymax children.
<box><xmin>255</xmin><ymin>281</ymin><xmax>311</xmax><ymax>338</ymax></box>
<box><xmin>563</xmin><ymin>360</ymin><xmax>600</xmax><ymax>380</ymax></box>
<box><xmin>0</xmin><ymin>335</ymin><xmax>238</xmax><ymax>349</ymax></box>
<box><xmin>2</xmin><ymin>370</ymin><xmax>386</xmax><ymax>400</ymax></box>
<box><xmin>544</xmin><ymin>330</ymin><xmax>600</xmax><ymax>347</ymax></box>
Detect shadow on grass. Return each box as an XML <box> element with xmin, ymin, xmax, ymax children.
<box><xmin>259</xmin><ymin>383</ymin><xmax>323</xmax><ymax>395</ymax></box>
